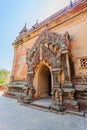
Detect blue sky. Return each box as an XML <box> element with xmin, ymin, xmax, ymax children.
<box><xmin>0</xmin><ymin>0</ymin><xmax>71</xmax><ymax>71</ymax></box>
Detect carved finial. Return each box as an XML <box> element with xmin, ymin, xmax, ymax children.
<box><xmin>35</xmin><ymin>20</ymin><xmax>38</xmax><ymax>27</ymax></box>
<box><xmin>19</xmin><ymin>23</ymin><xmax>27</xmax><ymax>34</ymax></box>
<box><xmin>25</xmin><ymin>23</ymin><xmax>26</xmax><ymax>27</ymax></box>
<box><xmin>32</xmin><ymin>20</ymin><xmax>39</xmax><ymax>29</ymax></box>
<box><xmin>70</xmin><ymin>0</ymin><xmax>73</xmax><ymax>7</ymax></box>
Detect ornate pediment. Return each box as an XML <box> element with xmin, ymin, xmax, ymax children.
<box><xmin>26</xmin><ymin>30</ymin><xmax>70</xmax><ymax>71</ymax></box>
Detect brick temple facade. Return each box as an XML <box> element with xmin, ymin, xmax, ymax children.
<box><xmin>7</xmin><ymin>0</ymin><xmax>87</xmax><ymax>112</ymax></box>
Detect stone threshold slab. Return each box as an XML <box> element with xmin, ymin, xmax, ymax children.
<box><xmin>21</xmin><ymin>102</ymin><xmax>64</xmax><ymax>115</ymax></box>
<box><xmin>21</xmin><ymin>102</ymin><xmax>85</xmax><ymax>117</ymax></box>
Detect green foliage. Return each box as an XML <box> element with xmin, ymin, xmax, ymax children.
<box><xmin>0</xmin><ymin>69</ymin><xmax>10</xmax><ymax>85</ymax></box>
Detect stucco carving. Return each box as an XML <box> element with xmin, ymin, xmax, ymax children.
<box><xmin>25</xmin><ymin>30</ymin><xmax>79</xmax><ymax>111</ymax></box>
<box><xmin>27</xmin><ymin>31</ymin><xmax>68</xmax><ymax>71</ymax></box>
<box><xmin>23</xmin><ymin>72</ymin><xmax>35</xmax><ymax>103</ymax></box>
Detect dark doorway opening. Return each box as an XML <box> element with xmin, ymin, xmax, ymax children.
<box><xmin>38</xmin><ymin>65</ymin><xmax>51</xmax><ymax>98</ymax></box>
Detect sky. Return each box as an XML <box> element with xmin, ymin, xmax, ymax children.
<box><xmin>0</xmin><ymin>0</ymin><xmax>73</xmax><ymax>71</ymax></box>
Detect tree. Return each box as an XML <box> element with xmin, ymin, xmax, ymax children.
<box><xmin>0</xmin><ymin>69</ymin><xmax>10</xmax><ymax>85</ymax></box>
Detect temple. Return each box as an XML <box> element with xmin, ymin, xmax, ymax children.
<box><xmin>5</xmin><ymin>0</ymin><xmax>87</xmax><ymax>112</ymax></box>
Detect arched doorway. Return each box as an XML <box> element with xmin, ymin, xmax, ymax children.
<box><xmin>38</xmin><ymin>65</ymin><xmax>51</xmax><ymax>98</ymax></box>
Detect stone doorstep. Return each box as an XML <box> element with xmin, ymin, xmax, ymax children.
<box><xmin>2</xmin><ymin>93</ymin><xmax>86</xmax><ymax>117</ymax></box>
<box><xmin>20</xmin><ymin>103</ymin><xmax>64</xmax><ymax>115</ymax></box>
<box><xmin>2</xmin><ymin>95</ymin><xmax>86</xmax><ymax>117</ymax></box>
<box><xmin>21</xmin><ymin>101</ymin><xmax>51</xmax><ymax>111</ymax></box>
<box><xmin>30</xmin><ymin>103</ymin><xmax>49</xmax><ymax>110</ymax></box>
<box><xmin>21</xmin><ymin>102</ymin><xmax>86</xmax><ymax>116</ymax></box>
<box><xmin>21</xmin><ymin>102</ymin><xmax>50</xmax><ymax>111</ymax></box>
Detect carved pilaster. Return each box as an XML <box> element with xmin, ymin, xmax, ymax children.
<box><xmin>50</xmin><ymin>68</ymin><xmax>64</xmax><ymax>111</ymax></box>
<box><xmin>61</xmin><ymin>51</ymin><xmax>79</xmax><ymax>111</ymax></box>
<box><xmin>62</xmin><ymin>51</ymin><xmax>71</xmax><ymax>83</ymax></box>
<box><xmin>53</xmin><ymin>71</ymin><xmax>60</xmax><ymax>88</ymax></box>
<box><xmin>23</xmin><ymin>71</ymin><xmax>35</xmax><ymax>104</ymax></box>
<box><xmin>27</xmin><ymin>71</ymin><xmax>34</xmax><ymax>87</ymax></box>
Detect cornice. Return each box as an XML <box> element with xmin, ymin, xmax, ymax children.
<box><xmin>13</xmin><ymin>0</ymin><xmax>87</xmax><ymax>46</ymax></box>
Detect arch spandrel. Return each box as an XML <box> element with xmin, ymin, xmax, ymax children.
<box><xmin>26</xmin><ymin>30</ymin><xmax>69</xmax><ymax>71</ymax></box>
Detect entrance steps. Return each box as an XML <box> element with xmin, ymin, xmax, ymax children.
<box><xmin>21</xmin><ymin>98</ymin><xmax>85</xmax><ymax>116</ymax></box>
<box><xmin>30</xmin><ymin>98</ymin><xmax>52</xmax><ymax>110</ymax></box>
<box><xmin>21</xmin><ymin>98</ymin><xmax>52</xmax><ymax>110</ymax></box>
<box><xmin>21</xmin><ymin>98</ymin><xmax>64</xmax><ymax>115</ymax></box>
